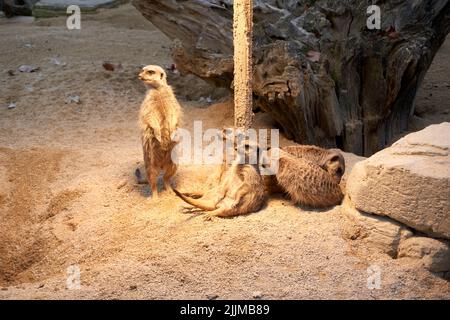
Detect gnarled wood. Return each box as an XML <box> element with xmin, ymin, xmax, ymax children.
<box><xmin>233</xmin><ymin>0</ymin><xmax>254</xmax><ymax>129</ymax></box>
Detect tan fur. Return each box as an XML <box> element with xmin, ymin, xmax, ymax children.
<box><xmin>265</xmin><ymin>146</ymin><xmax>345</xmax><ymax>208</ymax></box>
<box><xmin>138</xmin><ymin>65</ymin><xmax>181</xmax><ymax>197</ymax></box>
<box><xmin>281</xmin><ymin>145</ymin><xmax>345</xmax><ymax>183</ymax></box>
<box><xmin>172</xmin><ymin>133</ymin><xmax>266</xmax><ymax>219</ymax></box>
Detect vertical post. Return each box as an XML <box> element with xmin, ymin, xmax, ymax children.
<box><xmin>233</xmin><ymin>0</ymin><xmax>254</xmax><ymax>130</ymax></box>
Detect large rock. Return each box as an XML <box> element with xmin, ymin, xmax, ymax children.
<box><xmin>398</xmin><ymin>237</ymin><xmax>450</xmax><ymax>272</ymax></box>
<box><xmin>346</xmin><ymin>123</ymin><xmax>450</xmax><ymax>239</ymax></box>
<box><xmin>341</xmin><ymin>196</ymin><xmax>413</xmax><ymax>257</ymax></box>
<box><xmin>342</xmin><ymin>197</ymin><xmax>450</xmax><ymax>273</ymax></box>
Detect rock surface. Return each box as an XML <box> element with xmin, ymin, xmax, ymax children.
<box><xmin>346</xmin><ymin>123</ymin><xmax>450</xmax><ymax>239</ymax></box>
<box><xmin>398</xmin><ymin>237</ymin><xmax>450</xmax><ymax>273</ymax></box>
<box><xmin>341</xmin><ymin>196</ymin><xmax>413</xmax><ymax>258</ymax></box>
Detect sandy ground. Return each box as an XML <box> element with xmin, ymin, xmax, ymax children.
<box><xmin>0</xmin><ymin>4</ymin><xmax>449</xmax><ymax>300</ymax></box>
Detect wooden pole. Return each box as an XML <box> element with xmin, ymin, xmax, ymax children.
<box><xmin>233</xmin><ymin>0</ymin><xmax>254</xmax><ymax>130</ymax></box>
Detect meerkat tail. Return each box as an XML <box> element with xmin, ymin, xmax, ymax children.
<box><xmin>182</xmin><ymin>191</ymin><xmax>204</xmax><ymax>199</ymax></box>
<box><xmin>172</xmin><ymin>187</ymin><xmax>217</xmax><ymax>211</ymax></box>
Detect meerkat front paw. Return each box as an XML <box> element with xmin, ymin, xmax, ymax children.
<box><xmin>181</xmin><ymin>206</ymin><xmax>195</xmax><ymax>213</ymax></box>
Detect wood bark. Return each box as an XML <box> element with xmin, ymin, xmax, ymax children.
<box><xmin>133</xmin><ymin>0</ymin><xmax>450</xmax><ymax>156</ymax></box>
<box><xmin>233</xmin><ymin>0</ymin><xmax>254</xmax><ymax>129</ymax></box>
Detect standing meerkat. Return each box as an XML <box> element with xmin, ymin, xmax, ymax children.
<box><xmin>138</xmin><ymin>65</ymin><xmax>181</xmax><ymax>198</ymax></box>
<box><xmin>172</xmin><ymin>132</ymin><xmax>266</xmax><ymax>220</ymax></box>
<box><xmin>264</xmin><ymin>146</ymin><xmax>345</xmax><ymax>208</ymax></box>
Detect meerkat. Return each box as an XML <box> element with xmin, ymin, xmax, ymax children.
<box><xmin>263</xmin><ymin>145</ymin><xmax>345</xmax><ymax>195</ymax></box>
<box><xmin>137</xmin><ymin>65</ymin><xmax>181</xmax><ymax>198</ymax></box>
<box><xmin>281</xmin><ymin>145</ymin><xmax>345</xmax><ymax>183</ymax></box>
<box><xmin>264</xmin><ymin>147</ymin><xmax>344</xmax><ymax>208</ymax></box>
<box><xmin>172</xmin><ymin>131</ymin><xmax>266</xmax><ymax>219</ymax></box>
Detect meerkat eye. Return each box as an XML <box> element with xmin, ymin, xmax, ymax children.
<box><xmin>147</xmin><ymin>70</ymin><xmax>155</xmax><ymax>75</ymax></box>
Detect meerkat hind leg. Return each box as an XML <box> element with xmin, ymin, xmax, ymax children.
<box><xmin>146</xmin><ymin>168</ymin><xmax>160</xmax><ymax>198</ymax></box>
<box><xmin>202</xmin><ymin>195</ymin><xmax>244</xmax><ymax>220</ymax></box>
<box><xmin>149</xmin><ymin>178</ymin><xmax>159</xmax><ymax>198</ymax></box>
<box><xmin>162</xmin><ymin>163</ymin><xmax>177</xmax><ymax>191</ymax></box>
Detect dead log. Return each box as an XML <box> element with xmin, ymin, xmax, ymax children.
<box><xmin>2</xmin><ymin>0</ymin><xmax>38</xmax><ymax>17</ymax></box>
<box><xmin>233</xmin><ymin>0</ymin><xmax>254</xmax><ymax>129</ymax></box>
<box><xmin>132</xmin><ymin>0</ymin><xmax>450</xmax><ymax>156</ymax></box>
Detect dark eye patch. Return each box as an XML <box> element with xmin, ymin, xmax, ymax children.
<box><xmin>147</xmin><ymin>70</ymin><xmax>155</xmax><ymax>75</ymax></box>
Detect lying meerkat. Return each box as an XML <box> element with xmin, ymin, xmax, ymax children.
<box><xmin>138</xmin><ymin>65</ymin><xmax>181</xmax><ymax>198</ymax></box>
<box><xmin>265</xmin><ymin>147</ymin><xmax>344</xmax><ymax>208</ymax></box>
<box><xmin>172</xmin><ymin>132</ymin><xmax>266</xmax><ymax>219</ymax></box>
<box><xmin>282</xmin><ymin>145</ymin><xmax>345</xmax><ymax>183</ymax></box>
<box><xmin>263</xmin><ymin>145</ymin><xmax>345</xmax><ymax>195</ymax></box>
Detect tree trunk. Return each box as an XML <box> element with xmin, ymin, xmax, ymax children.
<box><xmin>132</xmin><ymin>0</ymin><xmax>450</xmax><ymax>156</ymax></box>
<box><xmin>233</xmin><ymin>0</ymin><xmax>254</xmax><ymax>130</ymax></box>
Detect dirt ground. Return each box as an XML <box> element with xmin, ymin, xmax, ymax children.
<box><xmin>0</xmin><ymin>4</ymin><xmax>449</xmax><ymax>299</ymax></box>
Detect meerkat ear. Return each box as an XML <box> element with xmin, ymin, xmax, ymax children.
<box><xmin>160</xmin><ymin>72</ymin><xmax>165</xmax><ymax>80</ymax></box>
<box><xmin>328</xmin><ymin>155</ymin><xmax>341</xmax><ymax>163</ymax></box>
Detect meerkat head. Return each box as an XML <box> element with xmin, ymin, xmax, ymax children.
<box><xmin>215</xmin><ymin>128</ymin><xmax>263</xmax><ymax>165</ymax></box>
<box><xmin>322</xmin><ymin>150</ymin><xmax>345</xmax><ymax>182</ymax></box>
<box><xmin>138</xmin><ymin>65</ymin><xmax>167</xmax><ymax>88</ymax></box>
